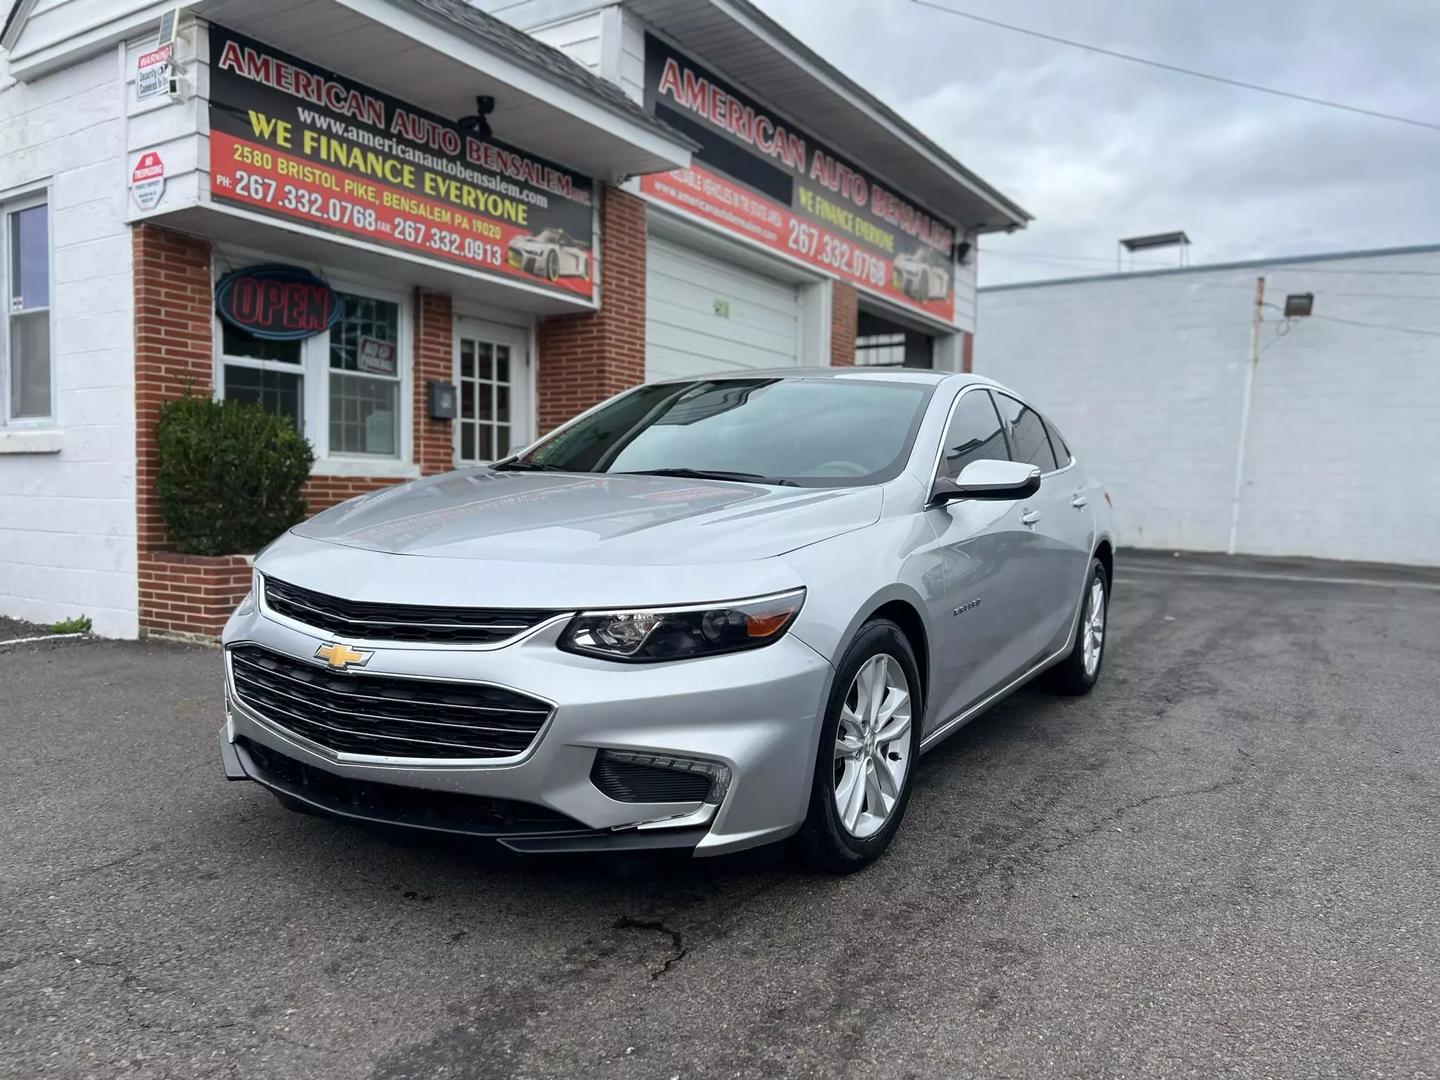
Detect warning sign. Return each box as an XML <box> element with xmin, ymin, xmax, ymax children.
<box><xmin>131</xmin><ymin>152</ymin><xmax>165</xmax><ymax>211</ymax></box>
<box><xmin>135</xmin><ymin>44</ymin><xmax>171</xmax><ymax>101</ymax></box>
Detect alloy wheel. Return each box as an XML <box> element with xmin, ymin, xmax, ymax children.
<box><xmin>833</xmin><ymin>653</ymin><xmax>912</xmax><ymax>839</ymax></box>
<box><xmin>1082</xmin><ymin>577</ymin><xmax>1106</xmax><ymax>678</ymax></box>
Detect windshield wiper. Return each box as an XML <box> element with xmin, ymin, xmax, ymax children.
<box><xmin>491</xmin><ymin>460</ymin><xmax>567</xmax><ymax>472</ymax></box>
<box><xmin>618</xmin><ymin>467</ymin><xmax>797</xmax><ymax>486</ymax></box>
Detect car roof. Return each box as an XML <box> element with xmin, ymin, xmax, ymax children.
<box><xmin>645</xmin><ymin>366</ymin><xmax>991</xmax><ymax>388</ymax></box>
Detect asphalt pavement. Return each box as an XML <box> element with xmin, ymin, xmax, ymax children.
<box><xmin>1</xmin><ymin>550</ymin><xmax>1437</xmax><ymax>1079</ymax></box>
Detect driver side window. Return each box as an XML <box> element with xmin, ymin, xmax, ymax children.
<box><xmin>940</xmin><ymin>390</ymin><xmax>1009</xmax><ymax>480</ymax></box>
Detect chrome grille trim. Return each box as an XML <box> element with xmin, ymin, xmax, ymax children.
<box><xmin>261</xmin><ymin>575</ymin><xmax>564</xmax><ymax>647</ymax></box>
<box><xmin>226</xmin><ymin>644</ymin><xmax>555</xmax><ymax>765</ymax></box>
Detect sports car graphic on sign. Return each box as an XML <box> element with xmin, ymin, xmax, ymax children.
<box><xmin>508</xmin><ymin>228</ymin><xmax>592</xmax><ymax>282</ymax></box>
<box><xmin>892</xmin><ymin>247</ymin><xmax>951</xmax><ymax>302</ymax></box>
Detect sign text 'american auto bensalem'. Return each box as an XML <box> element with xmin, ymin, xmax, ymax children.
<box><xmin>641</xmin><ymin>35</ymin><xmax>961</xmax><ymax>323</ymax></box>
<box><xmin>207</xmin><ymin>26</ymin><xmax>595</xmax><ymax>300</ymax></box>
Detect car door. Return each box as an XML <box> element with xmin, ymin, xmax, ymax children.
<box><xmin>992</xmin><ymin>392</ymin><xmax>1092</xmax><ymax>657</ymax></box>
<box><xmin>922</xmin><ymin>387</ymin><xmax>1044</xmax><ymax>732</ymax></box>
<box><xmin>1033</xmin><ymin>413</ymin><xmax>1097</xmax><ymax>655</ymax></box>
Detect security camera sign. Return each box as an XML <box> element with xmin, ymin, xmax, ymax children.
<box><xmin>131</xmin><ymin>152</ymin><xmax>165</xmax><ymax>211</ymax></box>
<box><xmin>135</xmin><ymin>44</ymin><xmax>171</xmax><ymax>101</ymax></box>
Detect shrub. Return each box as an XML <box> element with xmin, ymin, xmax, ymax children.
<box><xmin>155</xmin><ymin>394</ymin><xmax>314</xmax><ymax>556</ymax></box>
<box><xmin>50</xmin><ymin>615</ymin><xmax>92</xmax><ymax>634</ymax></box>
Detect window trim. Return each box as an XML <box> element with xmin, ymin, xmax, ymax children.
<box><xmin>992</xmin><ymin>390</ymin><xmax>1072</xmax><ymax>478</ymax></box>
<box><xmin>0</xmin><ymin>186</ymin><xmax>56</xmax><ymax>428</ymax></box>
<box><xmin>212</xmin><ymin>264</ymin><xmax>415</xmax><ymax>476</ymax></box>
<box><xmin>927</xmin><ymin>384</ymin><xmax>1073</xmax><ymax>497</ymax></box>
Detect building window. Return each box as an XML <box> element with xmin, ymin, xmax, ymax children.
<box><xmin>328</xmin><ymin>294</ymin><xmax>400</xmax><ymax>456</ymax></box>
<box><xmin>854</xmin><ymin>333</ymin><xmax>905</xmax><ymax>367</ymax></box>
<box><xmin>2</xmin><ymin>196</ymin><xmax>52</xmax><ymax>422</ymax></box>
<box><xmin>216</xmin><ymin>275</ymin><xmax>406</xmax><ymax>464</ymax></box>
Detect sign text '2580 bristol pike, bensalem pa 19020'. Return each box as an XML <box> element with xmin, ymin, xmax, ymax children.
<box><xmin>206</xmin><ymin>26</ymin><xmax>596</xmax><ymax>299</ymax></box>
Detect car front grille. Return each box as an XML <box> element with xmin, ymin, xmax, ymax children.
<box><xmin>228</xmin><ymin>644</ymin><xmax>552</xmax><ymax>761</ymax></box>
<box><xmin>238</xmin><ymin>738</ymin><xmax>585</xmax><ymax>835</ymax></box>
<box><xmin>263</xmin><ymin>576</ymin><xmax>560</xmax><ymax>645</ymax></box>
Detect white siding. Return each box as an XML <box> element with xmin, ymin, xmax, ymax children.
<box><xmin>0</xmin><ymin>47</ymin><xmax>137</xmax><ymax>636</ymax></box>
<box><xmin>976</xmin><ymin>248</ymin><xmax>1440</xmax><ymax>566</ymax></box>
<box><xmin>646</xmin><ymin>235</ymin><xmax>801</xmax><ymax>380</ymax></box>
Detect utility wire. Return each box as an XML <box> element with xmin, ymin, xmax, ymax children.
<box><xmin>908</xmin><ymin>0</ymin><xmax>1440</xmax><ymax>134</ymax></box>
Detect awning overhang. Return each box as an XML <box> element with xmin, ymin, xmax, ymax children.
<box><xmin>625</xmin><ymin>0</ymin><xmax>1030</xmax><ymax>234</ymax></box>
<box><xmin>3</xmin><ymin>0</ymin><xmax>695</xmax><ymax>183</ymax></box>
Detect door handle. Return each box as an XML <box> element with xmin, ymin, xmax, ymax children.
<box><xmin>1020</xmin><ymin>509</ymin><xmax>1041</xmax><ymax>526</ymax></box>
<box><xmin>1071</xmin><ymin>494</ymin><xmax>1088</xmax><ymax>508</ymax></box>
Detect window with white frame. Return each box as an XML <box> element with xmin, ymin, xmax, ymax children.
<box><xmin>2</xmin><ymin>195</ymin><xmax>52</xmax><ymax>422</ymax></box>
<box><xmin>217</xmin><ymin>279</ymin><xmax>405</xmax><ymax>462</ymax></box>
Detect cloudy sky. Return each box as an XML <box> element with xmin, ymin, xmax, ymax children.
<box><xmin>753</xmin><ymin>0</ymin><xmax>1440</xmax><ymax>285</ymax></box>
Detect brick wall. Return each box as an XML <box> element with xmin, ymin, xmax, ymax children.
<box><xmin>134</xmin><ymin>225</ymin><xmax>214</xmax><ymax>559</ymax></box>
<box><xmin>830</xmin><ymin>281</ymin><xmax>858</xmax><ymax>366</ymax></box>
<box><xmin>414</xmin><ymin>289</ymin><xmax>454</xmax><ymax>474</ymax></box>
<box><xmin>536</xmin><ymin>186</ymin><xmax>647</xmax><ymax>433</ymax></box>
<box><xmin>131</xmin><ymin>224</ymin><xmax>444</xmax><ymax>637</ymax></box>
<box><xmin>138</xmin><ymin>552</ymin><xmax>252</xmax><ymax>640</ymax></box>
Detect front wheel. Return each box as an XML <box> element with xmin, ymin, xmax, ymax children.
<box><xmin>1044</xmin><ymin>557</ymin><xmax>1109</xmax><ymax>695</ymax></box>
<box><xmin>792</xmin><ymin>619</ymin><xmax>924</xmax><ymax>872</ymax></box>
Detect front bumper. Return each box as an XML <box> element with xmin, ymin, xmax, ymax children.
<box><xmin>221</xmin><ymin>603</ymin><xmax>832</xmax><ymax>856</ymax></box>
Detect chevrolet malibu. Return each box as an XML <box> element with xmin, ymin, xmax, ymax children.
<box><xmin>220</xmin><ymin>369</ymin><xmax>1113</xmax><ymax>871</ymax></box>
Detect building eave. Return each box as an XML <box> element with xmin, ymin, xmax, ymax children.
<box><xmin>626</xmin><ymin>0</ymin><xmax>1031</xmax><ymax>233</ymax></box>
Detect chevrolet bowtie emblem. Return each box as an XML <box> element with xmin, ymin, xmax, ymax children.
<box><xmin>314</xmin><ymin>642</ymin><xmax>372</xmax><ymax>670</ymax></box>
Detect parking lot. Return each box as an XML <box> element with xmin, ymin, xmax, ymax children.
<box><xmin>2</xmin><ymin>550</ymin><xmax>1437</xmax><ymax>1080</ymax></box>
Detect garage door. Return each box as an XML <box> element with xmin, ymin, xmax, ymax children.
<box><xmin>646</xmin><ymin>236</ymin><xmax>802</xmax><ymax>381</ymax></box>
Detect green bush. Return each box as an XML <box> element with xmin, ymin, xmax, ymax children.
<box><xmin>155</xmin><ymin>394</ymin><xmax>314</xmax><ymax>556</ymax></box>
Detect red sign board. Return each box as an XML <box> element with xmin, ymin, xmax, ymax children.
<box><xmin>206</xmin><ymin>27</ymin><xmax>595</xmax><ymax>301</ymax></box>
<box><xmin>642</xmin><ymin>35</ymin><xmax>960</xmax><ymax>324</ymax></box>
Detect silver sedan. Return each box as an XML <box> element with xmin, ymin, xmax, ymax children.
<box><xmin>220</xmin><ymin>369</ymin><xmax>1114</xmax><ymax>871</ymax></box>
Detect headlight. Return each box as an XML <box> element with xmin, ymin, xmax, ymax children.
<box><xmin>559</xmin><ymin>589</ymin><xmax>805</xmax><ymax>662</ymax></box>
<box><xmin>233</xmin><ymin>567</ymin><xmax>262</xmax><ymax>617</ymax></box>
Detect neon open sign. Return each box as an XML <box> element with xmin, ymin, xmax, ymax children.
<box><xmin>214</xmin><ymin>264</ymin><xmax>342</xmax><ymax>341</ymax></box>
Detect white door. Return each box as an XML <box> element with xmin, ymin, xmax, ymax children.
<box><xmin>454</xmin><ymin>318</ymin><xmax>531</xmax><ymax>465</ymax></box>
<box><xmin>646</xmin><ymin>235</ymin><xmax>802</xmax><ymax>380</ymax></box>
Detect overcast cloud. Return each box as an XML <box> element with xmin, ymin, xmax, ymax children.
<box><xmin>752</xmin><ymin>0</ymin><xmax>1440</xmax><ymax>285</ymax></box>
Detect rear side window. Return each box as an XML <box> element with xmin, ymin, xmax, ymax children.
<box><xmin>995</xmin><ymin>393</ymin><xmax>1059</xmax><ymax>472</ymax></box>
<box><xmin>1044</xmin><ymin>416</ymin><xmax>1071</xmax><ymax>466</ymax></box>
<box><xmin>939</xmin><ymin>389</ymin><xmax>1009</xmax><ymax>480</ymax></box>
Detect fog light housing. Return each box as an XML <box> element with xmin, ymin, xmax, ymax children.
<box><xmin>594</xmin><ymin>749</ymin><xmax>731</xmax><ymax>810</ymax></box>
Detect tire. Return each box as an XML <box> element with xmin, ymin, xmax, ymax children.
<box><xmin>792</xmin><ymin>619</ymin><xmax>924</xmax><ymax>873</ymax></box>
<box><xmin>546</xmin><ymin>251</ymin><xmax>559</xmax><ymax>282</ymax></box>
<box><xmin>1044</xmin><ymin>557</ymin><xmax>1109</xmax><ymax>695</ymax></box>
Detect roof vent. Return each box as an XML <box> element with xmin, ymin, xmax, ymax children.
<box><xmin>1118</xmin><ymin>231</ymin><xmax>1191</xmax><ymax>270</ymax></box>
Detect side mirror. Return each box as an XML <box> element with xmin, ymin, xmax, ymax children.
<box><xmin>930</xmin><ymin>459</ymin><xmax>1042</xmax><ymax>505</ymax></box>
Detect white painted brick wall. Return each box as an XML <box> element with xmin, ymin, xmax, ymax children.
<box><xmin>0</xmin><ymin>47</ymin><xmax>137</xmax><ymax>636</ymax></box>
<box><xmin>976</xmin><ymin>249</ymin><xmax>1440</xmax><ymax>566</ymax></box>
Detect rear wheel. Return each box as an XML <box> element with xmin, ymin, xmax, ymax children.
<box><xmin>1045</xmin><ymin>557</ymin><xmax>1109</xmax><ymax>695</ymax></box>
<box><xmin>793</xmin><ymin>619</ymin><xmax>923</xmax><ymax>872</ymax></box>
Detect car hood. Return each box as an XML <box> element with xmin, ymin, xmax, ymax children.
<box><xmin>290</xmin><ymin>469</ymin><xmax>882</xmax><ymax>566</ymax></box>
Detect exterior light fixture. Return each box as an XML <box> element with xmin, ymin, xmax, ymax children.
<box><xmin>1284</xmin><ymin>293</ymin><xmax>1314</xmax><ymax>317</ymax></box>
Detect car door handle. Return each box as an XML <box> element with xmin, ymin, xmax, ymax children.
<box><xmin>1020</xmin><ymin>509</ymin><xmax>1041</xmax><ymax>526</ymax></box>
<box><xmin>1071</xmin><ymin>494</ymin><xmax>1088</xmax><ymax>508</ymax></box>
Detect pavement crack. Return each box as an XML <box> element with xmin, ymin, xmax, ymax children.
<box><xmin>1041</xmin><ymin>771</ymin><xmax>1248</xmax><ymax>857</ymax></box>
<box><xmin>613</xmin><ymin>915</ymin><xmax>688</xmax><ymax>980</ymax></box>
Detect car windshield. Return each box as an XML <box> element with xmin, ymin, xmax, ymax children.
<box><xmin>505</xmin><ymin>377</ymin><xmax>935</xmax><ymax>487</ymax></box>
<box><xmin>535</xmin><ymin>230</ymin><xmax>562</xmax><ymax>242</ymax></box>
